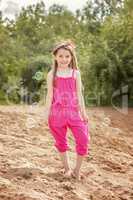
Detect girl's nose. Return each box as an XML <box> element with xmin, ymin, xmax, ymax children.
<box><xmin>62</xmin><ymin>58</ymin><xmax>67</xmax><ymax>62</ymax></box>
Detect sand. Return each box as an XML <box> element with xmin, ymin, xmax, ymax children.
<box><xmin>0</xmin><ymin>105</ymin><xmax>133</xmax><ymax>200</ymax></box>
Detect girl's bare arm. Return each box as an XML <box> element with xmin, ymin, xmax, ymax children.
<box><xmin>44</xmin><ymin>70</ymin><xmax>54</xmax><ymax>115</ymax></box>
<box><xmin>76</xmin><ymin>70</ymin><xmax>87</xmax><ymax>116</ymax></box>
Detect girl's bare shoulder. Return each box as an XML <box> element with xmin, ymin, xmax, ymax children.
<box><xmin>75</xmin><ymin>69</ymin><xmax>80</xmax><ymax>74</ymax></box>
<box><xmin>74</xmin><ymin>69</ymin><xmax>81</xmax><ymax>78</ymax></box>
<box><xmin>47</xmin><ymin>69</ymin><xmax>54</xmax><ymax>79</ymax></box>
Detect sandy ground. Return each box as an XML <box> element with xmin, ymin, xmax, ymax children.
<box><xmin>0</xmin><ymin>105</ymin><xmax>133</xmax><ymax>200</ymax></box>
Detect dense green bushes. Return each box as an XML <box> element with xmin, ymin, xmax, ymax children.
<box><xmin>0</xmin><ymin>0</ymin><xmax>132</xmax><ymax>106</ymax></box>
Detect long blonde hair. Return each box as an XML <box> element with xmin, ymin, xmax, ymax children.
<box><xmin>51</xmin><ymin>40</ymin><xmax>79</xmax><ymax>87</ymax></box>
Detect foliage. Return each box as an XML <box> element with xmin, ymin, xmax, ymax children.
<box><xmin>0</xmin><ymin>0</ymin><xmax>132</xmax><ymax>106</ymax></box>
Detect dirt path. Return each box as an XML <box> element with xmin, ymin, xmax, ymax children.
<box><xmin>0</xmin><ymin>105</ymin><xmax>133</xmax><ymax>200</ymax></box>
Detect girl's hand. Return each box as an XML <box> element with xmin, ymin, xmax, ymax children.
<box><xmin>80</xmin><ymin>111</ymin><xmax>89</xmax><ymax>123</ymax></box>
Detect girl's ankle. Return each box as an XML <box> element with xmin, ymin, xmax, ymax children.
<box><xmin>63</xmin><ymin>168</ymin><xmax>72</xmax><ymax>178</ymax></box>
<box><xmin>64</xmin><ymin>167</ymin><xmax>71</xmax><ymax>172</ymax></box>
<box><xmin>73</xmin><ymin>168</ymin><xmax>79</xmax><ymax>175</ymax></box>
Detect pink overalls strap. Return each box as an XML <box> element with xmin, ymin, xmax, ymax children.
<box><xmin>72</xmin><ymin>68</ymin><xmax>75</xmax><ymax>79</ymax></box>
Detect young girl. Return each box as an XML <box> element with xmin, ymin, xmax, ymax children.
<box><xmin>44</xmin><ymin>40</ymin><xmax>90</xmax><ymax>180</ymax></box>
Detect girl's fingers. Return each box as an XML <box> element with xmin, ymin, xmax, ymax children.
<box><xmin>84</xmin><ymin>118</ymin><xmax>89</xmax><ymax>124</ymax></box>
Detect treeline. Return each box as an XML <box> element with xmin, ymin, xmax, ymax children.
<box><xmin>0</xmin><ymin>0</ymin><xmax>133</xmax><ymax>106</ymax></box>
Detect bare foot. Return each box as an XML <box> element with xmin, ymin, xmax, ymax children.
<box><xmin>61</xmin><ymin>169</ymin><xmax>72</xmax><ymax>178</ymax></box>
<box><xmin>71</xmin><ymin>170</ymin><xmax>83</xmax><ymax>181</ymax></box>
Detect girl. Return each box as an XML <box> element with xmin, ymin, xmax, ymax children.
<box><xmin>44</xmin><ymin>40</ymin><xmax>90</xmax><ymax>180</ymax></box>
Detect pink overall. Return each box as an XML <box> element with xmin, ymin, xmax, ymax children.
<box><xmin>48</xmin><ymin>69</ymin><xmax>90</xmax><ymax>156</ymax></box>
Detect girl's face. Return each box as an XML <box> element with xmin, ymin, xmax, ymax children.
<box><xmin>55</xmin><ymin>48</ymin><xmax>72</xmax><ymax>68</ymax></box>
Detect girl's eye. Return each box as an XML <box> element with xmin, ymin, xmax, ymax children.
<box><xmin>66</xmin><ymin>56</ymin><xmax>70</xmax><ymax>58</ymax></box>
